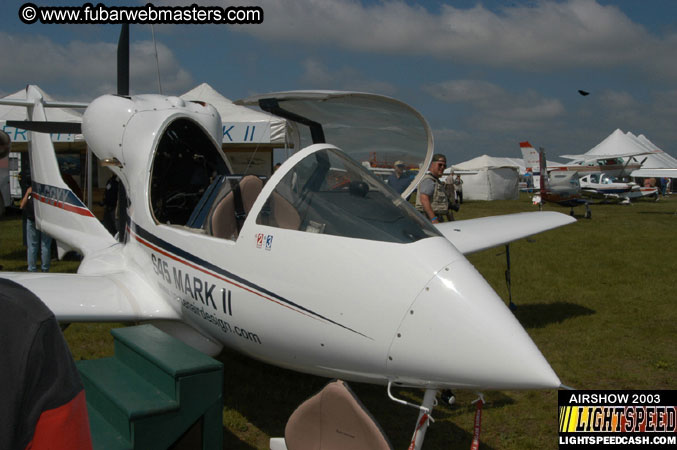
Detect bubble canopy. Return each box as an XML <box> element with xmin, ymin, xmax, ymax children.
<box><xmin>256</xmin><ymin>146</ymin><xmax>441</xmax><ymax>244</ymax></box>
<box><xmin>235</xmin><ymin>91</ymin><xmax>434</xmax><ymax>198</ymax></box>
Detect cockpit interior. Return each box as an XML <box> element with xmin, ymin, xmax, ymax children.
<box><xmin>149</xmin><ymin>118</ymin><xmax>439</xmax><ymax>244</ymax></box>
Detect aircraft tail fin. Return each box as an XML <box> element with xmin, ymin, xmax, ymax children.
<box><xmin>520</xmin><ymin>141</ymin><xmax>547</xmax><ymax>195</ymax></box>
<box><xmin>519</xmin><ymin>141</ymin><xmax>540</xmax><ymax>172</ymax></box>
<box><xmin>10</xmin><ymin>85</ymin><xmax>117</xmax><ymax>256</ymax></box>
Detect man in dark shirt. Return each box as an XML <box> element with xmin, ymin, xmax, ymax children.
<box><xmin>0</xmin><ymin>279</ymin><xmax>92</xmax><ymax>450</ymax></box>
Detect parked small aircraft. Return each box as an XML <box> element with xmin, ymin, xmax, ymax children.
<box><xmin>579</xmin><ymin>173</ymin><xmax>659</xmax><ymax>203</ymax></box>
<box><xmin>0</xmin><ymin>27</ymin><xmax>577</xmax><ymax>447</ymax></box>
<box><xmin>0</xmin><ymin>87</ymin><xmax>579</xmax><ymax>447</ymax></box>
<box><xmin>521</xmin><ymin>141</ymin><xmax>591</xmax><ymax>218</ymax></box>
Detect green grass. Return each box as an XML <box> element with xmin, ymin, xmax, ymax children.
<box><xmin>1</xmin><ymin>194</ymin><xmax>675</xmax><ymax>449</ymax></box>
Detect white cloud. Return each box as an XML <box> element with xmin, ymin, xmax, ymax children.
<box><xmin>423</xmin><ymin>80</ymin><xmax>504</xmax><ymax>104</ymax></box>
<box><xmin>300</xmin><ymin>58</ymin><xmax>396</xmax><ymax>95</ymax></box>
<box><xmin>433</xmin><ymin>128</ymin><xmax>472</xmax><ymax>141</ymax></box>
<box><xmin>0</xmin><ymin>32</ymin><xmax>193</xmax><ymax>100</ymax></box>
<box><xmin>591</xmin><ymin>89</ymin><xmax>677</xmax><ymax>144</ymax></box>
<box><xmin>598</xmin><ymin>90</ymin><xmax>638</xmax><ymax>110</ymax></box>
<box><xmin>201</xmin><ymin>0</ymin><xmax>677</xmax><ymax>78</ymax></box>
<box><xmin>425</xmin><ymin>79</ymin><xmax>564</xmax><ymax>132</ymax></box>
<box><xmin>301</xmin><ymin>59</ymin><xmax>335</xmax><ymax>86</ymax></box>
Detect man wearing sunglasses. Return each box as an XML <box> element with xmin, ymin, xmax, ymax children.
<box><xmin>415</xmin><ymin>154</ymin><xmax>452</xmax><ymax>223</ymax></box>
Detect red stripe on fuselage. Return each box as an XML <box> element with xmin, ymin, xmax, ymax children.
<box><xmin>128</xmin><ymin>227</ymin><xmax>323</xmax><ymax>324</ymax></box>
<box><xmin>32</xmin><ymin>193</ymin><xmax>94</xmax><ymax>217</ymax></box>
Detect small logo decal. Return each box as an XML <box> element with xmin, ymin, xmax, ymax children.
<box><xmin>256</xmin><ymin>233</ymin><xmax>273</xmax><ymax>251</ymax></box>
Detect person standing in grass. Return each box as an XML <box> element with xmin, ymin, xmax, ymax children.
<box><xmin>20</xmin><ymin>182</ymin><xmax>52</xmax><ymax>272</ymax></box>
<box><xmin>454</xmin><ymin>174</ymin><xmax>464</xmax><ymax>204</ymax></box>
<box><xmin>416</xmin><ymin>154</ymin><xmax>451</xmax><ymax>223</ymax></box>
<box><xmin>0</xmin><ymin>130</ymin><xmax>11</xmax><ymax>271</ymax></box>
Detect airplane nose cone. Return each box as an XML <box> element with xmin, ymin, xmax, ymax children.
<box><xmin>387</xmin><ymin>258</ymin><xmax>561</xmax><ymax>390</ymax></box>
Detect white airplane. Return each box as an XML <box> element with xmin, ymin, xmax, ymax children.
<box><xmin>579</xmin><ymin>173</ymin><xmax>659</xmax><ymax>203</ymax></box>
<box><xmin>1</xmin><ymin>84</ymin><xmax>577</xmax><ymax>448</ymax></box>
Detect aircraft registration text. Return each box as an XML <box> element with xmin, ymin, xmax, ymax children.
<box><xmin>151</xmin><ymin>253</ymin><xmax>233</xmax><ymax>315</ymax></box>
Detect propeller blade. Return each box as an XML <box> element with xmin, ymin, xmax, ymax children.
<box><xmin>6</xmin><ymin>120</ymin><xmax>81</xmax><ymax>134</ymax></box>
<box><xmin>117</xmin><ymin>24</ymin><xmax>130</xmax><ymax>96</ymax></box>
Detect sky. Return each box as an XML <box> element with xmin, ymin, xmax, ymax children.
<box><xmin>2</xmin><ymin>0</ymin><xmax>677</xmax><ymax>164</ymax></box>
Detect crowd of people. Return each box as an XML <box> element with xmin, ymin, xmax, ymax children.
<box><xmin>643</xmin><ymin>176</ymin><xmax>672</xmax><ymax>196</ymax></box>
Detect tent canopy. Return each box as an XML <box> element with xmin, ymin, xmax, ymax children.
<box><xmin>585</xmin><ymin>128</ymin><xmax>655</xmax><ymax>157</ymax></box>
<box><xmin>181</xmin><ymin>83</ymin><xmax>287</xmax><ymax>145</ymax></box>
<box><xmin>1</xmin><ymin>86</ymin><xmax>83</xmax><ymax>143</ymax></box>
<box><xmin>448</xmin><ymin>155</ymin><xmax>519</xmax><ymax>201</ymax></box>
<box><xmin>630</xmin><ymin>133</ymin><xmax>677</xmax><ymax>177</ymax></box>
<box><xmin>452</xmin><ymin>155</ymin><xmax>520</xmax><ymax>171</ymax></box>
<box><xmin>564</xmin><ymin>128</ymin><xmax>677</xmax><ymax>178</ymax></box>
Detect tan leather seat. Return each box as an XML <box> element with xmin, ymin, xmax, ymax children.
<box><xmin>210</xmin><ymin>175</ymin><xmax>263</xmax><ymax>240</ymax></box>
<box><xmin>284</xmin><ymin>380</ymin><xmax>393</xmax><ymax>450</ymax></box>
<box><xmin>267</xmin><ymin>192</ymin><xmax>301</xmax><ymax>230</ymax></box>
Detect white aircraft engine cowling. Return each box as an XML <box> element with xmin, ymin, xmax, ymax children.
<box><xmin>82</xmin><ymin>95</ymin><xmax>135</xmax><ymax>166</ymax></box>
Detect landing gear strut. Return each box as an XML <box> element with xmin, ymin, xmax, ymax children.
<box><xmin>388</xmin><ymin>383</ymin><xmax>438</xmax><ymax>450</ymax></box>
<box><xmin>584</xmin><ymin>203</ymin><xmax>592</xmax><ymax>219</ymax></box>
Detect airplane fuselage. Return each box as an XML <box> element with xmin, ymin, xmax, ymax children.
<box><xmin>120</xmin><ymin>139</ymin><xmax>559</xmax><ymax>390</ymax></box>
<box><xmin>4</xmin><ymin>90</ymin><xmax>563</xmax><ymax>393</ymax></box>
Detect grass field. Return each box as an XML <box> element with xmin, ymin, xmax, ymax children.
<box><xmin>1</xmin><ymin>194</ymin><xmax>675</xmax><ymax>449</ymax></box>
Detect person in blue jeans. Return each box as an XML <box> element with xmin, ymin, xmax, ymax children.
<box><xmin>20</xmin><ymin>186</ymin><xmax>52</xmax><ymax>272</ymax></box>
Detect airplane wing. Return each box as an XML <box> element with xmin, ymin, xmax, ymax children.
<box><xmin>580</xmin><ymin>188</ymin><xmax>608</xmax><ymax>199</ymax></box>
<box><xmin>560</xmin><ymin>151</ymin><xmax>657</xmax><ymax>160</ymax></box>
<box><xmin>436</xmin><ymin>211</ymin><xmax>576</xmax><ymax>254</ymax></box>
<box><xmin>0</xmin><ymin>271</ymin><xmax>179</xmax><ymax>322</ymax></box>
<box><xmin>631</xmin><ymin>168</ymin><xmax>677</xmax><ymax>178</ymax></box>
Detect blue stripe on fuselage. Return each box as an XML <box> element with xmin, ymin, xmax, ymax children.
<box><xmin>129</xmin><ymin>221</ymin><xmax>371</xmax><ymax>339</ymax></box>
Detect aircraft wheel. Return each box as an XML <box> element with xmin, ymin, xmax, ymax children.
<box><xmin>585</xmin><ymin>211</ymin><xmax>592</xmax><ymax>219</ymax></box>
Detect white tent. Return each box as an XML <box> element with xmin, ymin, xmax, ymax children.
<box><xmin>180</xmin><ymin>83</ymin><xmax>287</xmax><ymax>145</ymax></box>
<box><xmin>0</xmin><ymin>86</ymin><xmax>84</xmax><ymax>144</ymax></box>
<box><xmin>583</xmin><ymin>129</ymin><xmax>677</xmax><ymax>178</ymax></box>
<box><xmin>450</xmin><ymin>155</ymin><xmax>520</xmax><ymax>201</ymax></box>
<box><xmin>629</xmin><ymin>133</ymin><xmax>677</xmax><ymax>178</ymax></box>
<box><xmin>585</xmin><ymin>128</ymin><xmax>648</xmax><ymax>156</ymax></box>
<box><xmin>491</xmin><ymin>157</ymin><xmax>564</xmax><ymax>175</ymax></box>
